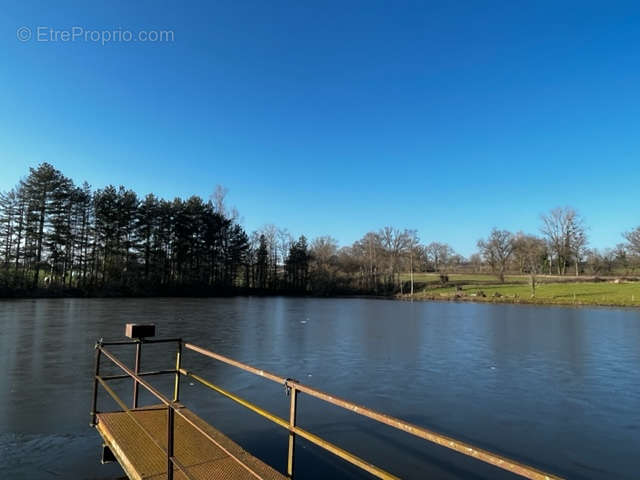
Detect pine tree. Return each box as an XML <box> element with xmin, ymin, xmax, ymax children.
<box><xmin>20</xmin><ymin>163</ymin><xmax>71</xmax><ymax>288</ymax></box>
<box><xmin>0</xmin><ymin>189</ymin><xmax>16</xmax><ymax>284</ymax></box>
<box><xmin>93</xmin><ymin>185</ymin><xmax>119</xmax><ymax>286</ymax></box>
<box><xmin>1</xmin><ymin>163</ymin><xmax>254</xmax><ymax>295</ymax></box>
<box><xmin>285</xmin><ymin>236</ymin><xmax>309</xmax><ymax>291</ymax></box>
<box><xmin>256</xmin><ymin>235</ymin><xmax>269</xmax><ymax>289</ymax></box>
<box><xmin>136</xmin><ymin>193</ymin><xmax>159</xmax><ymax>283</ymax></box>
<box><xmin>226</xmin><ymin>224</ymin><xmax>249</xmax><ymax>287</ymax></box>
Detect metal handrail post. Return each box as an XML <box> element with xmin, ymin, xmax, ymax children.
<box><xmin>173</xmin><ymin>341</ymin><xmax>182</xmax><ymax>402</ymax></box>
<box><xmin>287</xmin><ymin>384</ymin><xmax>299</xmax><ymax>478</ymax></box>
<box><xmin>133</xmin><ymin>340</ymin><xmax>142</xmax><ymax>408</ymax></box>
<box><xmin>167</xmin><ymin>404</ymin><xmax>175</xmax><ymax>480</ymax></box>
<box><xmin>90</xmin><ymin>341</ymin><xmax>102</xmax><ymax>426</ymax></box>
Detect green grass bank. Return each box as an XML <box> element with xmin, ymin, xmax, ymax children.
<box><xmin>398</xmin><ymin>273</ymin><xmax>640</xmax><ymax>307</ymax></box>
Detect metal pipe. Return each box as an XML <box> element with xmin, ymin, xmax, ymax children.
<box><xmin>100</xmin><ymin>338</ymin><xmax>182</xmax><ymax>346</ymax></box>
<box><xmin>100</xmin><ymin>369</ymin><xmax>177</xmax><ymax>381</ymax></box>
<box><xmin>287</xmin><ymin>386</ymin><xmax>298</xmax><ymax>478</ymax></box>
<box><xmin>173</xmin><ymin>341</ymin><xmax>182</xmax><ymax>402</ymax></box>
<box><xmin>89</xmin><ymin>343</ymin><xmax>102</xmax><ymax>426</ymax></box>
<box><xmin>292</xmin><ymin>425</ymin><xmax>399</xmax><ymax>480</ymax></box>
<box><xmin>288</xmin><ymin>381</ymin><xmax>560</xmax><ymax>480</ymax></box>
<box><xmin>180</xmin><ymin>369</ymin><xmax>289</xmax><ymax>428</ymax></box>
<box><xmin>133</xmin><ymin>341</ymin><xmax>141</xmax><ymax>408</ymax></box>
<box><xmin>183</xmin><ymin>343</ymin><xmax>286</xmax><ymax>384</ymax></box>
<box><xmin>99</xmin><ymin>340</ymin><xmax>140</xmax><ymax>346</ymax></box>
<box><xmin>99</xmin><ymin>346</ymin><xmax>170</xmax><ymax>406</ymax></box>
<box><xmin>140</xmin><ymin>338</ymin><xmax>182</xmax><ymax>344</ymax></box>
<box><xmin>182</xmin><ymin>343</ymin><xmax>562</xmax><ymax>480</ymax></box>
<box><xmin>167</xmin><ymin>406</ymin><xmax>174</xmax><ymax>480</ymax></box>
<box><xmin>96</xmin><ymin>375</ymin><xmax>130</xmax><ymax>412</ymax></box>
<box><xmin>180</xmin><ymin>369</ymin><xmax>398</xmax><ymax>480</ymax></box>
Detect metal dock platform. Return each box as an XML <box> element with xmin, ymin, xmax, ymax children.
<box><xmin>90</xmin><ymin>324</ymin><xmax>563</xmax><ymax>480</ymax></box>
<box><xmin>96</xmin><ymin>405</ymin><xmax>285</xmax><ymax>480</ymax></box>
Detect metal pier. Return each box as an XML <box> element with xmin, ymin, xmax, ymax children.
<box><xmin>90</xmin><ymin>324</ymin><xmax>563</xmax><ymax>480</ymax></box>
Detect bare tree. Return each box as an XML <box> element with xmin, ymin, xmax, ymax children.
<box><xmin>477</xmin><ymin>228</ymin><xmax>514</xmax><ymax>283</ymax></box>
<box><xmin>540</xmin><ymin>207</ymin><xmax>586</xmax><ymax>275</ymax></box>
<box><xmin>405</xmin><ymin>229</ymin><xmax>419</xmax><ymax>297</ymax></box>
<box><xmin>210</xmin><ymin>184</ymin><xmax>240</xmax><ymax>223</ymax></box>
<box><xmin>259</xmin><ymin>224</ymin><xmax>279</xmax><ymax>288</ymax></box>
<box><xmin>601</xmin><ymin>248</ymin><xmax>617</xmax><ymax>274</ymax></box>
<box><xmin>210</xmin><ymin>185</ymin><xmax>228</xmax><ymax>216</ymax></box>
<box><xmin>541</xmin><ymin>207</ymin><xmax>567</xmax><ymax>275</ymax></box>
<box><xmin>360</xmin><ymin>231</ymin><xmax>382</xmax><ymax>292</ymax></box>
<box><xmin>515</xmin><ymin>234</ymin><xmax>546</xmax><ymax>297</ymax></box>
<box><xmin>424</xmin><ymin>242</ymin><xmax>453</xmax><ymax>272</ymax></box>
<box><xmin>623</xmin><ymin>227</ymin><xmax>640</xmax><ymax>273</ymax></box>
<box><xmin>469</xmin><ymin>253</ymin><xmax>483</xmax><ymax>273</ymax></box>
<box><xmin>614</xmin><ymin>243</ymin><xmax>633</xmax><ymax>274</ymax></box>
<box><xmin>310</xmin><ymin>236</ymin><xmax>338</xmax><ymax>265</ymax></box>
<box><xmin>309</xmin><ymin>236</ymin><xmax>339</xmax><ymax>293</ymax></box>
<box><xmin>379</xmin><ymin>227</ymin><xmax>410</xmax><ymax>291</ymax></box>
<box><xmin>277</xmin><ymin>228</ymin><xmax>293</xmax><ymax>283</ymax></box>
<box><xmin>567</xmin><ymin>211</ymin><xmax>587</xmax><ymax>276</ymax></box>
<box><xmin>624</xmin><ymin>226</ymin><xmax>640</xmax><ymax>256</ymax></box>
<box><xmin>511</xmin><ymin>232</ymin><xmax>527</xmax><ymax>273</ymax></box>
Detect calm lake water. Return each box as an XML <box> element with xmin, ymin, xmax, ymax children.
<box><xmin>1</xmin><ymin>297</ymin><xmax>639</xmax><ymax>479</ymax></box>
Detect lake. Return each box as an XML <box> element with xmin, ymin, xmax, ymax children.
<box><xmin>1</xmin><ymin>297</ymin><xmax>639</xmax><ymax>479</ymax></box>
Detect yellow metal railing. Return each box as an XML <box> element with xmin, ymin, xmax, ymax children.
<box><xmin>90</xmin><ymin>335</ymin><xmax>564</xmax><ymax>480</ymax></box>
<box><xmin>91</xmin><ymin>340</ymin><xmax>265</xmax><ymax>480</ymax></box>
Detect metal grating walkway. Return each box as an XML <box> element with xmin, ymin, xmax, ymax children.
<box><xmin>96</xmin><ymin>405</ymin><xmax>287</xmax><ymax>480</ymax></box>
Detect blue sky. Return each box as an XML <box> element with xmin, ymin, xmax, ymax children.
<box><xmin>1</xmin><ymin>1</ymin><xmax>639</xmax><ymax>256</ymax></box>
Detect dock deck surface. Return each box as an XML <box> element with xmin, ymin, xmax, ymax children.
<box><xmin>96</xmin><ymin>405</ymin><xmax>287</xmax><ymax>480</ymax></box>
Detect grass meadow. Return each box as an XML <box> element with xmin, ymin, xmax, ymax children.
<box><xmin>399</xmin><ymin>273</ymin><xmax>640</xmax><ymax>307</ymax></box>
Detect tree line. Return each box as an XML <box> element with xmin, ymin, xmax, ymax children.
<box><xmin>476</xmin><ymin>207</ymin><xmax>640</xmax><ymax>292</ymax></box>
<box><xmin>1</xmin><ymin>163</ymin><xmax>639</xmax><ymax>297</ymax></box>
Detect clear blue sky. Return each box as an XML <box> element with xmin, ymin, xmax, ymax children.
<box><xmin>1</xmin><ymin>1</ymin><xmax>639</xmax><ymax>256</ymax></box>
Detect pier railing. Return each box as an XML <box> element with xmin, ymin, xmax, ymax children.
<box><xmin>90</xmin><ymin>334</ymin><xmax>563</xmax><ymax>480</ymax></box>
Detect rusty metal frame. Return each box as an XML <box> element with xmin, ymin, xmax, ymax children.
<box><xmin>91</xmin><ymin>337</ymin><xmax>563</xmax><ymax>480</ymax></box>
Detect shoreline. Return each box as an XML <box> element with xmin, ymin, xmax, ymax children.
<box><xmin>395</xmin><ymin>292</ymin><xmax>640</xmax><ymax>310</ymax></box>
<box><xmin>2</xmin><ymin>288</ymin><xmax>640</xmax><ymax>310</ymax></box>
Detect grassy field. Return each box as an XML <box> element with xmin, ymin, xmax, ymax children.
<box><xmin>398</xmin><ymin>273</ymin><xmax>640</xmax><ymax>307</ymax></box>
<box><xmin>401</xmin><ymin>273</ymin><xmax>528</xmax><ymax>283</ymax></box>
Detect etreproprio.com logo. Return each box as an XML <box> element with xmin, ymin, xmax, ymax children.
<box><xmin>16</xmin><ymin>26</ymin><xmax>174</xmax><ymax>45</ymax></box>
